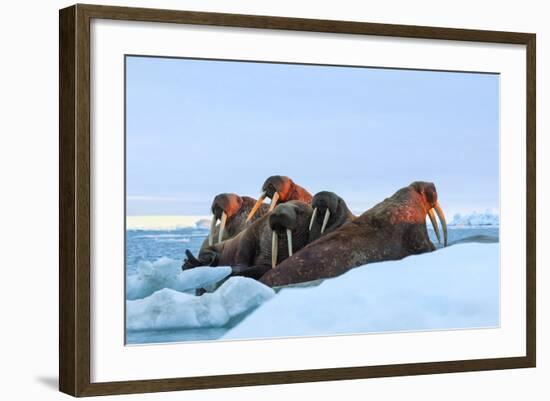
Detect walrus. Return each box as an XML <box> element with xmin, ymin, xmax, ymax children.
<box><xmin>246</xmin><ymin>175</ymin><xmax>313</xmax><ymax>222</ymax></box>
<box><xmin>259</xmin><ymin>181</ymin><xmax>447</xmax><ymax>287</ymax></box>
<box><xmin>308</xmin><ymin>191</ymin><xmax>356</xmax><ymax>242</ymax></box>
<box><xmin>204</xmin><ymin>193</ymin><xmax>270</xmax><ymax>246</ymax></box>
<box><xmin>183</xmin><ymin>201</ymin><xmax>313</xmax><ymax>279</ymax></box>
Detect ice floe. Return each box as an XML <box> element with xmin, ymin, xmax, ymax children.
<box><xmin>126</xmin><ymin>257</ymin><xmax>231</xmax><ymax>300</ymax></box>
<box><xmin>126</xmin><ymin>277</ymin><xmax>275</xmax><ymax>331</ymax></box>
<box><xmin>224</xmin><ymin>243</ymin><xmax>499</xmax><ymax>339</ymax></box>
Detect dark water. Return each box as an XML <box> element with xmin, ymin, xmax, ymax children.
<box><xmin>126</xmin><ymin>228</ymin><xmax>208</xmax><ymax>274</ymax></box>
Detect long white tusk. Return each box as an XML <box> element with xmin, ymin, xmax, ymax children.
<box><xmin>286</xmin><ymin>228</ymin><xmax>293</xmax><ymax>257</ymax></box>
<box><xmin>427</xmin><ymin>208</ymin><xmax>441</xmax><ymax>244</ymax></box>
<box><xmin>208</xmin><ymin>215</ymin><xmax>217</xmax><ymax>246</ymax></box>
<box><xmin>268</xmin><ymin>191</ymin><xmax>280</xmax><ymax>212</ymax></box>
<box><xmin>320</xmin><ymin>209</ymin><xmax>331</xmax><ymax>234</ymax></box>
<box><xmin>218</xmin><ymin>211</ymin><xmax>227</xmax><ymax>243</ymax></box>
<box><xmin>271</xmin><ymin>230</ymin><xmax>278</xmax><ymax>268</ymax></box>
<box><xmin>434</xmin><ymin>202</ymin><xmax>448</xmax><ymax>247</ymax></box>
<box><xmin>246</xmin><ymin>191</ymin><xmax>266</xmax><ymax>222</ymax></box>
<box><xmin>309</xmin><ymin>207</ymin><xmax>318</xmax><ymax>231</ymax></box>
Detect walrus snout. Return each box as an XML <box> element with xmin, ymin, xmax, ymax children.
<box><xmin>208</xmin><ymin>193</ymin><xmax>244</xmax><ymax>246</ymax></box>
<box><xmin>309</xmin><ymin>191</ymin><xmax>339</xmax><ymax>234</ymax></box>
<box><xmin>247</xmin><ymin>175</ymin><xmax>292</xmax><ymax>221</ymax></box>
<box><xmin>411</xmin><ymin>181</ymin><xmax>447</xmax><ymax>247</ymax></box>
<box><xmin>268</xmin><ymin>202</ymin><xmax>312</xmax><ymax>268</ymax></box>
<box><xmin>262</xmin><ymin>175</ymin><xmax>292</xmax><ymax>199</ymax></box>
<box><xmin>269</xmin><ymin>205</ymin><xmax>298</xmax><ymax>232</ymax></box>
<box><xmin>211</xmin><ymin>193</ymin><xmax>243</xmax><ymax>217</ymax></box>
<box><xmin>247</xmin><ymin>175</ymin><xmax>313</xmax><ymax>222</ymax></box>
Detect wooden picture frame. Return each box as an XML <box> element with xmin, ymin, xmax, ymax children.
<box><xmin>59</xmin><ymin>3</ymin><xmax>536</xmax><ymax>397</ymax></box>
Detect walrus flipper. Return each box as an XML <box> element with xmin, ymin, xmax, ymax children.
<box><xmin>231</xmin><ymin>264</ymin><xmax>272</xmax><ymax>280</ymax></box>
<box><xmin>181</xmin><ymin>249</ymin><xmax>219</xmax><ymax>270</ymax></box>
<box><xmin>182</xmin><ymin>249</ymin><xmax>201</xmax><ymax>270</ymax></box>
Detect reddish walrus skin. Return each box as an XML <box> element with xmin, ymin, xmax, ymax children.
<box><xmin>259</xmin><ymin>181</ymin><xmax>447</xmax><ymax>287</ymax></box>
<box><xmin>200</xmin><ymin>193</ymin><xmax>270</xmax><ymax>248</ymax></box>
<box><xmin>246</xmin><ymin>175</ymin><xmax>313</xmax><ymax>222</ymax></box>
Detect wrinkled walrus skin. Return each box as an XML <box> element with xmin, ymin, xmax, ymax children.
<box><xmin>184</xmin><ymin>201</ymin><xmax>313</xmax><ymax>279</ymax></box>
<box><xmin>259</xmin><ymin>182</ymin><xmax>447</xmax><ymax>287</ymax></box>
<box><xmin>308</xmin><ymin>191</ymin><xmax>356</xmax><ymax>242</ymax></box>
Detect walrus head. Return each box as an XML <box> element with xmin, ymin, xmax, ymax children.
<box><xmin>268</xmin><ymin>201</ymin><xmax>313</xmax><ymax>268</ymax></box>
<box><xmin>308</xmin><ymin>191</ymin><xmax>355</xmax><ymax>242</ymax></box>
<box><xmin>411</xmin><ymin>181</ymin><xmax>448</xmax><ymax>246</ymax></box>
<box><xmin>246</xmin><ymin>175</ymin><xmax>313</xmax><ymax>222</ymax></box>
<box><xmin>208</xmin><ymin>193</ymin><xmax>244</xmax><ymax>246</ymax></box>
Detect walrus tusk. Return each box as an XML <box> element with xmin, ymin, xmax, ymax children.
<box><xmin>434</xmin><ymin>202</ymin><xmax>448</xmax><ymax>247</ymax></box>
<box><xmin>309</xmin><ymin>207</ymin><xmax>318</xmax><ymax>231</ymax></box>
<box><xmin>271</xmin><ymin>230</ymin><xmax>278</xmax><ymax>268</ymax></box>
<box><xmin>320</xmin><ymin>209</ymin><xmax>331</xmax><ymax>234</ymax></box>
<box><xmin>427</xmin><ymin>208</ymin><xmax>441</xmax><ymax>244</ymax></box>
<box><xmin>268</xmin><ymin>191</ymin><xmax>280</xmax><ymax>212</ymax></box>
<box><xmin>208</xmin><ymin>216</ymin><xmax>218</xmax><ymax>246</ymax></box>
<box><xmin>287</xmin><ymin>228</ymin><xmax>293</xmax><ymax>257</ymax></box>
<box><xmin>218</xmin><ymin>211</ymin><xmax>227</xmax><ymax>243</ymax></box>
<box><xmin>246</xmin><ymin>191</ymin><xmax>266</xmax><ymax>222</ymax></box>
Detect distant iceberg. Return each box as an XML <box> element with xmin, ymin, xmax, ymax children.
<box><xmin>449</xmin><ymin>210</ymin><xmax>499</xmax><ymax>227</ymax></box>
<box><xmin>195</xmin><ymin>218</ymin><xmax>212</xmax><ymax>229</ymax></box>
<box><xmin>126</xmin><ymin>215</ymin><xmax>211</xmax><ymax>231</ymax></box>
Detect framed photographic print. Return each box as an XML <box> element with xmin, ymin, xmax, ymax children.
<box><xmin>59</xmin><ymin>4</ymin><xmax>536</xmax><ymax>397</ymax></box>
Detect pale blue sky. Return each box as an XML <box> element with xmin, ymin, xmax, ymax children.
<box><xmin>126</xmin><ymin>56</ymin><xmax>499</xmax><ymax>216</ymax></box>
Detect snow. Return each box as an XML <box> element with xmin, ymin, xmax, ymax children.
<box><xmin>126</xmin><ymin>215</ymin><xmax>211</xmax><ymax>231</ymax></box>
<box><xmin>449</xmin><ymin>210</ymin><xmax>499</xmax><ymax>227</ymax></box>
<box><xmin>126</xmin><ymin>277</ymin><xmax>275</xmax><ymax>331</ymax></box>
<box><xmin>126</xmin><ymin>257</ymin><xmax>231</xmax><ymax>300</ymax></box>
<box><xmin>223</xmin><ymin>243</ymin><xmax>499</xmax><ymax>339</ymax></box>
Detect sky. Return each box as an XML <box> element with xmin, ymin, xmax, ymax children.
<box><xmin>126</xmin><ymin>56</ymin><xmax>499</xmax><ymax>216</ymax></box>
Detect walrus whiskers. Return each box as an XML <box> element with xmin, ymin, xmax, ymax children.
<box><xmin>268</xmin><ymin>191</ymin><xmax>280</xmax><ymax>212</ymax></box>
<box><xmin>434</xmin><ymin>202</ymin><xmax>448</xmax><ymax>247</ymax></box>
<box><xmin>309</xmin><ymin>207</ymin><xmax>317</xmax><ymax>231</ymax></box>
<box><xmin>218</xmin><ymin>211</ymin><xmax>227</xmax><ymax>243</ymax></box>
<box><xmin>427</xmin><ymin>208</ymin><xmax>441</xmax><ymax>244</ymax></box>
<box><xmin>287</xmin><ymin>228</ymin><xmax>293</xmax><ymax>257</ymax></box>
<box><xmin>271</xmin><ymin>230</ymin><xmax>278</xmax><ymax>268</ymax></box>
<box><xmin>246</xmin><ymin>191</ymin><xmax>267</xmax><ymax>222</ymax></box>
<box><xmin>208</xmin><ymin>216</ymin><xmax>218</xmax><ymax>246</ymax></box>
<box><xmin>320</xmin><ymin>209</ymin><xmax>331</xmax><ymax>234</ymax></box>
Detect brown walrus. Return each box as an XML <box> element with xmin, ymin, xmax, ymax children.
<box><xmin>308</xmin><ymin>191</ymin><xmax>356</xmax><ymax>242</ymax></box>
<box><xmin>259</xmin><ymin>181</ymin><xmax>447</xmax><ymax>287</ymax></box>
<box><xmin>246</xmin><ymin>175</ymin><xmax>313</xmax><ymax>222</ymax></box>
<box><xmin>183</xmin><ymin>201</ymin><xmax>313</xmax><ymax>279</ymax></box>
<box><xmin>204</xmin><ymin>193</ymin><xmax>270</xmax><ymax>247</ymax></box>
